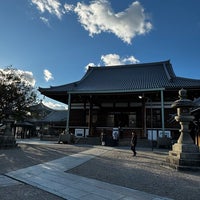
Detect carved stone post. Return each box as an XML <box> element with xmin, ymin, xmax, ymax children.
<box><xmin>166</xmin><ymin>89</ymin><xmax>200</xmax><ymax>170</ymax></box>
<box><xmin>0</xmin><ymin>105</ymin><xmax>17</xmax><ymax>148</ymax></box>
<box><xmin>0</xmin><ymin>119</ymin><xmax>17</xmax><ymax>148</ymax></box>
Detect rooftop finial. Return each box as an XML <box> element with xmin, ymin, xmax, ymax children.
<box><xmin>178</xmin><ymin>88</ymin><xmax>187</xmax><ymax>99</ymax></box>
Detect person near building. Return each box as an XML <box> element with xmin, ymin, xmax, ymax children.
<box><xmin>131</xmin><ymin>131</ymin><xmax>137</xmax><ymax>156</ymax></box>
<box><xmin>101</xmin><ymin>129</ymin><xmax>107</xmax><ymax>146</ymax></box>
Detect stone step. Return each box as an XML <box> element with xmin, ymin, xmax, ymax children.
<box><xmin>75</xmin><ymin>137</ymin><xmax>101</xmax><ymax>145</ymax></box>
<box><xmin>75</xmin><ymin>137</ymin><xmax>156</xmax><ymax>148</ymax></box>
<box><xmin>168</xmin><ymin>151</ymin><xmax>200</xmax><ymax>160</ymax></box>
<box><xmin>166</xmin><ymin>156</ymin><xmax>200</xmax><ymax>167</ymax></box>
<box><xmin>119</xmin><ymin>138</ymin><xmax>152</xmax><ymax>147</ymax></box>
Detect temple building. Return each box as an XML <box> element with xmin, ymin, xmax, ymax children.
<box><xmin>14</xmin><ymin>102</ymin><xmax>67</xmax><ymax>139</ymax></box>
<box><xmin>39</xmin><ymin>60</ymin><xmax>200</xmax><ymax>145</ymax></box>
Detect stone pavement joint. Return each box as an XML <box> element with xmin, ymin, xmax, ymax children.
<box><xmin>6</xmin><ymin>146</ymin><xmax>173</xmax><ymax>200</ymax></box>
<box><xmin>0</xmin><ymin>175</ymin><xmax>21</xmax><ymax>187</ymax></box>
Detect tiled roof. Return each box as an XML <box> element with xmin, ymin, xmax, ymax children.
<box><xmin>41</xmin><ymin>110</ymin><xmax>67</xmax><ymax>122</ymax></box>
<box><xmin>39</xmin><ymin>60</ymin><xmax>200</xmax><ymax>95</ymax></box>
<box><xmin>30</xmin><ymin>101</ymin><xmax>53</xmax><ymax>112</ymax></box>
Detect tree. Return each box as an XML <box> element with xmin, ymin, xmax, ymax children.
<box><xmin>0</xmin><ymin>67</ymin><xmax>38</xmax><ymax>122</ymax></box>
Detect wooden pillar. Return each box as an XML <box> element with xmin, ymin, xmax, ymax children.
<box><xmin>161</xmin><ymin>90</ymin><xmax>165</xmax><ymax>134</ymax></box>
<box><xmin>66</xmin><ymin>93</ymin><xmax>71</xmax><ymax>133</ymax></box>
<box><xmin>143</xmin><ymin>100</ymin><xmax>146</xmax><ymax>137</ymax></box>
<box><xmin>83</xmin><ymin>100</ymin><xmax>86</xmax><ymax>125</ymax></box>
<box><xmin>83</xmin><ymin>100</ymin><xmax>87</xmax><ymax>137</ymax></box>
<box><xmin>139</xmin><ymin>94</ymin><xmax>146</xmax><ymax>137</ymax></box>
<box><xmin>88</xmin><ymin>95</ymin><xmax>93</xmax><ymax>136</ymax></box>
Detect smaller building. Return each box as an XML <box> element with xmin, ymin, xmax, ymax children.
<box><xmin>14</xmin><ymin>102</ymin><xmax>67</xmax><ymax>139</ymax></box>
<box><xmin>38</xmin><ymin>109</ymin><xmax>68</xmax><ymax>140</ymax></box>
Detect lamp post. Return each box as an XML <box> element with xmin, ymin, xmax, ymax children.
<box><xmin>166</xmin><ymin>89</ymin><xmax>200</xmax><ymax>170</ymax></box>
<box><xmin>0</xmin><ymin>104</ymin><xmax>17</xmax><ymax>148</ymax></box>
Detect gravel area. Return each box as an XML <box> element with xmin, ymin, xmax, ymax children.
<box><xmin>0</xmin><ymin>143</ymin><xmax>90</xmax><ymax>174</ymax></box>
<box><xmin>0</xmin><ymin>143</ymin><xmax>90</xmax><ymax>200</ymax></box>
<box><xmin>0</xmin><ymin>184</ymin><xmax>63</xmax><ymax>200</ymax></box>
<box><xmin>68</xmin><ymin>147</ymin><xmax>200</xmax><ymax>200</ymax></box>
<box><xmin>0</xmin><ymin>143</ymin><xmax>200</xmax><ymax>200</ymax></box>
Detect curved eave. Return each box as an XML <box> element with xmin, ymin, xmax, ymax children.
<box><xmin>69</xmin><ymin>87</ymin><xmax>165</xmax><ymax>94</ymax></box>
<box><xmin>39</xmin><ymin>88</ymin><xmax>68</xmax><ymax>104</ymax></box>
<box><xmin>39</xmin><ymin>87</ymin><xmax>166</xmax><ymax>105</ymax></box>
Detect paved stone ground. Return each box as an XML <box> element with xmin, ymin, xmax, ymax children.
<box><xmin>0</xmin><ymin>142</ymin><xmax>199</xmax><ymax>200</ymax></box>
<box><xmin>0</xmin><ymin>143</ymin><xmax>90</xmax><ymax>200</ymax></box>
<box><xmin>68</xmin><ymin>147</ymin><xmax>200</xmax><ymax>200</ymax></box>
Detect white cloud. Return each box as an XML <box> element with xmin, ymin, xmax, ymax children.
<box><xmin>64</xmin><ymin>3</ymin><xmax>75</xmax><ymax>13</ymax></box>
<box><xmin>85</xmin><ymin>62</ymin><xmax>96</xmax><ymax>71</ymax></box>
<box><xmin>42</xmin><ymin>99</ymin><xmax>67</xmax><ymax>110</ymax></box>
<box><xmin>0</xmin><ymin>68</ymin><xmax>36</xmax><ymax>87</ymax></box>
<box><xmin>101</xmin><ymin>54</ymin><xmax>140</xmax><ymax>66</ymax></box>
<box><xmin>17</xmin><ymin>70</ymin><xmax>36</xmax><ymax>87</ymax></box>
<box><xmin>85</xmin><ymin>53</ymin><xmax>139</xmax><ymax>71</ymax></box>
<box><xmin>31</xmin><ymin>0</ymin><xmax>64</xmax><ymax>19</ymax></box>
<box><xmin>40</xmin><ymin>16</ymin><xmax>50</xmax><ymax>26</ymax></box>
<box><xmin>43</xmin><ymin>69</ymin><xmax>54</xmax><ymax>82</ymax></box>
<box><xmin>122</xmin><ymin>56</ymin><xmax>140</xmax><ymax>64</ymax></box>
<box><xmin>101</xmin><ymin>54</ymin><xmax>122</xmax><ymax>66</ymax></box>
<box><xmin>31</xmin><ymin>1</ymin><xmax>152</xmax><ymax>44</ymax></box>
<box><xmin>74</xmin><ymin>0</ymin><xmax>152</xmax><ymax>44</ymax></box>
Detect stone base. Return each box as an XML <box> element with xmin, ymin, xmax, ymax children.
<box><xmin>58</xmin><ymin>134</ymin><xmax>75</xmax><ymax>144</ymax></box>
<box><xmin>40</xmin><ymin>135</ymin><xmax>58</xmax><ymax>141</ymax></box>
<box><xmin>166</xmin><ymin>143</ymin><xmax>200</xmax><ymax>171</ymax></box>
<box><xmin>0</xmin><ymin>135</ymin><xmax>18</xmax><ymax>148</ymax></box>
<box><xmin>172</xmin><ymin>143</ymin><xmax>199</xmax><ymax>153</ymax></box>
<box><xmin>157</xmin><ymin>137</ymin><xmax>171</xmax><ymax>148</ymax></box>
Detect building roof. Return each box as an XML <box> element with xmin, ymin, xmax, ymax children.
<box><xmin>40</xmin><ymin>110</ymin><xmax>67</xmax><ymax>123</ymax></box>
<box><xmin>39</xmin><ymin>60</ymin><xmax>200</xmax><ymax>103</ymax></box>
<box><xmin>30</xmin><ymin>101</ymin><xmax>54</xmax><ymax>112</ymax></box>
<box><xmin>15</xmin><ymin>121</ymin><xmax>34</xmax><ymax>127</ymax></box>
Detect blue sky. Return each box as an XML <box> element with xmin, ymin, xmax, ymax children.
<box><xmin>0</xmin><ymin>0</ymin><xmax>200</xmax><ymax>109</ymax></box>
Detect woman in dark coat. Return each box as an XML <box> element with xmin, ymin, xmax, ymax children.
<box><xmin>131</xmin><ymin>131</ymin><xmax>137</xmax><ymax>156</ymax></box>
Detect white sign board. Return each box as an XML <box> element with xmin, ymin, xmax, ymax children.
<box><xmin>148</xmin><ymin>130</ymin><xmax>157</xmax><ymax>141</ymax></box>
<box><xmin>158</xmin><ymin>130</ymin><xmax>171</xmax><ymax>138</ymax></box>
<box><xmin>75</xmin><ymin>129</ymin><xmax>89</xmax><ymax>137</ymax></box>
<box><xmin>75</xmin><ymin>129</ymin><xmax>84</xmax><ymax>137</ymax></box>
<box><xmin>85</xmin><ymin>129</ymin><xmax>89</xmax><ymax>137</ymax></box>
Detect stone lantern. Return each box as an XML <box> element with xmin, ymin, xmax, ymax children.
<box><xmin>166</xmin><ymin>89</ymin><xmax>200</xmax><ymax>170</ymax></box>
<box><xmin>0</xmin><ymin>107</ymin><xmax>17</xmax><ymax>148</ymax></box>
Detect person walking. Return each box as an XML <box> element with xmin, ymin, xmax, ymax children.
<box><xmin>131</xmin><ymin>131</ymin><xmax>137</xmax><ymax>156</ymax></box>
